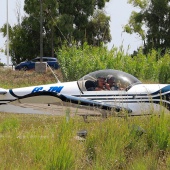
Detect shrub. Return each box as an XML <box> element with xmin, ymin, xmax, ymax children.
<box><xmin>57</xmin><ymin>43</ymin><xmax>170</xmax><ymax>83</ymax></box>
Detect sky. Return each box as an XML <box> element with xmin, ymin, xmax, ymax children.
<box><xmin>0</xmin><ymin>0</ymin><xmax>143</xmax><ymax>64</ymax></box>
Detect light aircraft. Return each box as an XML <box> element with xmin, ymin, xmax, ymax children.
<box><xmin>0</xmin><ymin>69</ymin><xmax>169</xmax><ymax>117</ymax></box>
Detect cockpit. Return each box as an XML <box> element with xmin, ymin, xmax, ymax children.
<box><xmin>77</xmin><ymin>69</ymin><xmax>142</xmax><ymax>91</ymax></box>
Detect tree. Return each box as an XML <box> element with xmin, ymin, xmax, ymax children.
<box><xmin>0</xmin><ymin>0</ymin><xmax>111</xmax><ymax>64</ymax></box>
<box><xmin>124</xmin><ymin>0</ymin><xmax>170</xmax><ymax>54</ymax></box>
<box><xmin>86</xmin><ymin>10</ymin><xmax>111</xmax><ymax>46</ymax></box>
<box><xmin>0</xmin><ymin>17</ymin><xmax>40</xmax><ymax>64</ymax></box>
<box><xmin>58</xmin><ymin>0</ymin><xmax>111</xmax><ymax>45</ymax></box>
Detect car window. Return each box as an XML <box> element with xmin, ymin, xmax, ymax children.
<box><xmin>32</xmin><ymin>58</ymin><xmax>40</xmax><ymax>62</ymax></box>
<box><xmin>48</xmin><ymin>58</ymin><xmax>56</xmax><ymax>61</ymax></box>
<box><xmin>43</xmin><ymin>58</ymin><xmax>48</xmax><ymax>62</ymax></box>
<box><xmin>31</xmin><ymin>57</ymin><xmax>57</xmax><ymax>63</ymax></box>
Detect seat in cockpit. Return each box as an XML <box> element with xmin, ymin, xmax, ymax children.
<box><xmin>85</xmin><ymin>80</ymin><xmax>96</xmax><ymax>91</ymax></box>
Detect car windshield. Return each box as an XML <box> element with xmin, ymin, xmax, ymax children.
<box><xmin>31</xmin><ymin>58</ymin><xmax>40</xmax><ymax>62</ymax></box>
<box><xmin>77</xmin><ymin>69</ymin><xmax>142</xmax><ymax>91</ymax></box>
<box><xmin>31</xmin><ymin>57</ymin><xmax>57</xmax><ymax>62</ymax></box>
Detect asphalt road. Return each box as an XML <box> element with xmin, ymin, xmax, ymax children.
<box><xmin>0</xmin><ymin>103</ymin><xmax>102</xmax><ymax>116</ymax></box>
<box><xmin>0</xmin><ymin>102</ymin><xmax>169</xmax><ymax>119</ymax></box>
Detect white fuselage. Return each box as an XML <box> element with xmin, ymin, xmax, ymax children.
<box><xmin>0</xmin><ymin>81</ymin><xmax>170</xmax><ymax>115</ymax></box>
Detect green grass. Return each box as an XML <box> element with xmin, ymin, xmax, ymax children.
<box><xmin>0</xmin><ymin>112</ymin><xmax>170</xmax><ymax>169</ymax></box>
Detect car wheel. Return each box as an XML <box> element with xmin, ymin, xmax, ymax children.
<box><xmin>21</xmin><ymin>66</ymin><xmax>28</xmax><ymax>71</ymax></box>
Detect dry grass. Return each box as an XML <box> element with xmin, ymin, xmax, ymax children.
<box><xmin>0</xmin><ymin>68</ymin><xmax>64</xmax><ymax>88</ymax></box>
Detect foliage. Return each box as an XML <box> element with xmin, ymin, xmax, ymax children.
<box><xmin>125</xmin><ymin>0</ymin><xmax>170</xmax><ymax>54</ymax></box>
<box><xmin>86</xmin><ymin>10</ymin><xmax>111</xmax><ymax>46</ymax></box>
<box><xmin>0</xmin><ymin>0</ymin><xmax>111</xmax><ymax>64</ymax></box>
<box><xmin>57</xmin><ymin>43</ymin><xmax>170</xmax><ymax>83</ymax></box>
<box><xmin>57</xmin><ymin>42</ymin><xmax>111</xmax><ymax>81</ymax></box>
<box><xmin>0</xmin><ymin>63</ymin><xmax>5</xmax><ymax>67</ymax></box>
<box><xmin>158</xmin><ymin>52</ymin><xmax>170</xmax><ymax>83</ymax></box>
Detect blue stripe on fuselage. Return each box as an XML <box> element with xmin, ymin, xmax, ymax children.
<box><xmin>151</xmin><ymin>85</ymin><xmax>170</xmax><ymax>95</ymax></box>
<box><xmin>32</xmin><ymin>86</ymin><xmax>64</xmax><ymax>93</ymax></box>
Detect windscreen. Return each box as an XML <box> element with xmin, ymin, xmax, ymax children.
<box><xmin>78</xmin><ymin>69</ymin><xmax>142</xmax><ymax>91</ymax></box>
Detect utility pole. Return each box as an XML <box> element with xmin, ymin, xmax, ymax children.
<box><xmin>40</xmin><ymin>0</ymin><xmax>43</xmax><ymax>62</ymax></box>
<box><xmin>6</xmin><ymin>0</ymin><xmax>9</xmax><ymax>67</ymax></box>
<box><xmin>35</xmin><ymin>0</ymin><xmax>46</xmax><ymax>73</ymax></box>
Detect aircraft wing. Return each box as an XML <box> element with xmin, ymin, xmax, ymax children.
<box><xmin>11</xmin><ymin>91</ymin><xmax>132</xmax><ymax>113</ymax></box>
<box><xmin>57</xmin><ymin>93</ymin><xmax>132</xmax><ymax>113</ymax></box>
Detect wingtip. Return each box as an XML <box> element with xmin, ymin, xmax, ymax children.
<box><xmin>0</xmin><ymin>88</ymin><xmax>7</xmax><ymax>95</ymax></box>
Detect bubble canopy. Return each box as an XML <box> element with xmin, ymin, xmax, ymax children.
<box><xmin>77</xmin><ymin>69</ymin><xmax>142</xmax><ymax>91</ymax></box>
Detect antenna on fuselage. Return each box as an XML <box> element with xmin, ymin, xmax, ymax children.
<box><xmin>47</xmin><ymin>64</ymin><xmax>61</xmax><ymax>83</ymax></box>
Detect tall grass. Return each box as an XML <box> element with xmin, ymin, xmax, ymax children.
<box><xmin>0</xmin><ymin>111</ymin><xmax>170</xmax><ymax>169</ymax></box>
<box><xmin>57</xmin><ymin>44</ymin><xmax>170</xmax><ymax>83</ymax></box>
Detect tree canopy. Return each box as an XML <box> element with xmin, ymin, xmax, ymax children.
<box><xmin>124</xmin><ymin>0</ymin><xmax>170</xmax><ymax>54</ymax></box>
<box><xmin>0</xmin><ymin>0</ymin><xmax>111</xmax><ymax>64</ymax></box>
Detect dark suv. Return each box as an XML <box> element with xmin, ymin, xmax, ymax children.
<box><xmin>15</xmin><ymin>57</ymin><xmax>59</xmax><ymax>71</ymax></box>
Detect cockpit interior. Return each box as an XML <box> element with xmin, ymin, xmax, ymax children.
<box><xmin>77</xmin><ymin>69</ymin><xmax>142</xmax><ymax>91</ymax></box>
